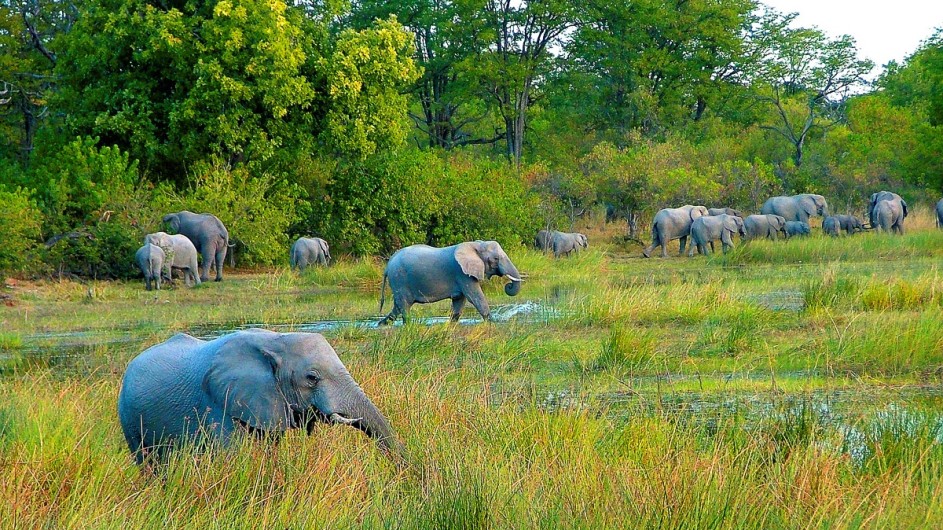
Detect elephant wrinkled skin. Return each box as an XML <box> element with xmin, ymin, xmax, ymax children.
<box><xmin>761</xmin><ymin>194</ymin><xmax>828</xmax><ymax>223</ymax></box>
<box><xmin>642</xmin><ymin>205</ymin><xmax>709</xmax><ymax>258</ymax></box>
<box><xmin>291</xmin><ymin>237</ymin><xmax>331</xmax><ymax>271</ymax></box>
<box><xmin>118</xmin><ymin>329</ymin><xmax>399</xmax><ymax>464</ymax></box>
<box><xmin>379</xmin><ymin>241</ymin><xmax>522</xmax><ymax>324</ymax></box>
<box><xmin>135</xmin><ymin>243</ymin><xmax>165</xmax><ymax>291</ymax></box>
<box><xmin>163</xmin><ymin>211</ymin><xmax>231</xmax><ymax>282</ymax></box>
<box><xmin>743</xmin><ymin>214</ymin><xmax>787</xmax><ymax>240</ymax></box>
<box><xmin>688</xmin><ymin>214</ymin><xmax>745</xmax><ymax>256</ymax></box>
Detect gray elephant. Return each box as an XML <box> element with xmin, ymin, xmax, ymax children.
<box><xmin>761</xmin><ymin>194</ymin><xmax>828</xmax><ymax>223</ymax></box>
<box><xmin>379</xmin><ymin>241</ymin><xmax>522</xmax><ymax>324</ymax></box>
<box><xmin>743</xmin><ymin>214</ymin><xmax>787</xmax><ymax>240</ymax></box>
<box><xmin>534</xmin><ymin>229</ymin><xmax>553</xmax><ymax>252</ymax></box>
<box><xmin>163</xmin><ymin>211</ymin><xmax>231</xmax><ymax>282</ymax></box>
<box><xmin>868</xmin><ymin>191</ymin><xmax>907</xmax><ymax>233</ymax></box>
<box><xmin>551</xmin><ymin>231</ymin><xmax>588</xmax><ymax>258</ymax></box>
<box><xmin>135</xmin><ymin>243</ymin><xmax>165</xmax><ymax>291</ymax></box>
<box><xmin>822</xmin><ymin>216</ymin><xmax>840</xmax><ymax>237</ymax></box>
<box><xmin>642</xmin><ymin>205</ymin><xmax>709</xmax><ymax>258</ymax></box>
<box><xmin>708</xmin><ymin>207</ymin><xmax>743</xmax><ymax>218</ymax></box>
<box><xmin>144</xmin><ymin>232</ymin><xmax>201</xmax><ymax>287</ymax></box>
<box><xmin>783</xmin><ymin>221</ymin><xmax>811</xmax><ymax>238</ymax></box>
<box><xmin>118</xmin><ymin>329</ymin><xmax>399</xmax><ymax>464</ymax></box>
<box><xmin>290</xmin><ymin>237</ymin><xmax>331</xmax><ymax>271</ymax></box>
<box><xmin>830</xmin><ymin>214</ymin><xmax>865</xmax><ymax>235</ymax></box>
<box><xmin>936</xmin><ymin>199</ymin><xmax>943</xmax><ymax>229</ymax></box>
<box><xmin>873</xmin><ymin>200</ymin><xmax>905</xmax><ymax>234</ymax></box>
<box><xmin>688</xmin><ymin>214</ymin><xmax>745</xmax><ymax>256</ymax></box>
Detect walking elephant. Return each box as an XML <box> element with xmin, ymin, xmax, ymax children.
<box><xmin>868</xmin><ymin>192</ymin><xmax>907</xmax><ymax>233</ymax></box>
<box><xmin>936</xmin><ymin>198</ymin><xmax>943</xmax><ymax>229</ymax></box>
<box><xmin>688</xmin><ymin>214</ymin><xmax>745</xmax><ymax>256</ymax></box>
<box><xmin>379</xmin><ymin>241</ymin><xmax>522</xmax><ymax>324</ymax></box>
<box><xmin>290</xmin><ymin>237</ymin><xmax>331</xmax><ymax>271</ymax></box>
<box><xmin>117</xmin><ymin>329</ymin><xmax>399</xmax><ymax>464</ymax></box>
<box><xmin>822</xmin><ymin>216</ymin><xmax>840</xmax><ymax>237</ymax></box>
<box><xmin>873</xmin><ymin>200</ymin><xmax>905</xmax><ymax>234</ymax></box>
<box><xmin>642</xmin><ymin>205</ymin><xmax>709</xmax><ymax>258</ymax></box>
<box><xmin>830</xmin><ymin>214</ymin><xmax>865</xmax><ymax>235</ymax></box>
<box><xmin>163</xmin><ymin>211</ymin><xmax>231</xmax><ymax>282</ymax></box>
<box><xmin>144</xmin><ymin>232</ymin><xmax>201</xmax><ymax>287</ymax></box>
<box><xmin>135</xmin><ymin>243</ymin><xmax>165</xmax><ymax>291</ymax></box>
<box><xmin>743</xmin><ymin>214</ymin><xmax>787</xmax><ymax>240</ymax></box>
<box><xmin>761</xmin><ymin>194</ymin><xmax>828</xmax><ymax>223</ymax></box>
<box><xmin>551</xmin><ymin>231</ymin><xmax>588</xmax><ymax>258</ymax></box>
<box><xmin>708</xmin><ymin>207</ymin><xmax>743</xmax><ymax>218</ymax></box>
<box><xmin>784</xmin><ymin>221</ymin><xmax>810</xmax><ymax>238</ymax></box>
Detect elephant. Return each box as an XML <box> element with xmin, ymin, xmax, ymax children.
<box><xmin>642</xmin><ymin>205</ymin><xmax>709</xmax><ymax>258</ymax></box>
<box><xmin>379</xmin><ymin>241</ymin><xmax>522</xmax><ymax>324</ymax></box>
<box><xmin>830</xmin><ymin>214</ymin><xmax>865</xmax><ymax>235</ymax></box>
<box><xmin>534</xmin><ymin>229</ymin><xmax>553</xmax><ymax>252</ymax></box>
<box><xmin>822</xmin><ymin>216</ymin><xmax>840</xmax><ymax>237</ymax></box>
<box><xmin>551</xmin><ymin>231</ymin><xmax>588</xmax><ymax>258</ymax></box>
<box><xmin>163</xmin><ymin>211</ymin><xmax>231</xmax><ymax>282</ymax></box>
<box><xmin>936</xmin><ymin>199</ymin><xmax>943</xmax><ymax>229</ymax></box>
<box><xmin>135</xmin><ymin>243</ymin><xmax>165</xmax><ymax>291</ymax></box>
<box><xmin>784</xmin><ymin>221</ymin><xmax>810</xmax><ymax>238</ymax></box>
<box><xmin>743</xmin><ymin>214</ymin><xmax>787</xmax><ymax>240</ymax></box>
<box><xmin>687</xmin><ymin>214</ymin><xmax>745</xmax><ymax>256</ymax></box>
<box><xmin>873</xmin><ymin>200</ymin><xmax>905</xmax><ymax>234</ymax></box>
<box><xmin>117</xmin><ymin>329</ymin><xmax>399</xmax><ymax>464</ymax></box>
<box><xmin>144</xmin><ymin>232</ymin><xmax>201</xmax><ymax>287</ymax></box>
<box><xmin>290</xmin><ymin>237</ymin><xmax>331</xmax><ymax>271</ymax></box>
<box><xmin>761</xmin><ymin>194</ymin><xmax>828</xmax><ymax>223</ymax></box>
<box><xmin>868</xmin><ymin>191</ymin><xmax>907</xmax><ymax>233</ymax></box>
<box><xmin>708</xmin><ymin>207</ymin><xmax>744</xmax><ymax>218</ymax></box>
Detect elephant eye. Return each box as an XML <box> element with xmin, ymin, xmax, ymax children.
<box><xmin>305</xmin><ymin>371</ymin><xmax>320</xmax><ymax>384</ymax></box>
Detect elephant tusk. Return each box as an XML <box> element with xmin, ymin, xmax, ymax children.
<box><xmin>506</xmin><ymin>275</ymin><xmax>522</xmax><ymax>282</ymax></box>
<box><xmin>329</xmin><ymin>413</ymin><xmax>362</xmax><ymax>425</ymax></box>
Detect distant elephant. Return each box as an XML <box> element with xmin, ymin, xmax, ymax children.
<box><xmin>551</xmin><ymin>231</ymin><xmax>588</xmax><ymax>258</ymax></box>
<box><xmin>936</xmin><ymin>199</ymin><xmax>943</xmax><ymax>229</ymax></box>
<box><xmin>163</xmin><ymin>211</ymin><xmax>231</xmax><ymax>282</ymax></box>
<box><xmin>873</xmin><ymin>200</ymin><xmax>905</xmax><ymax>234</ymax></box>
<box><xmin>379</xmin><ymin>241</ymin><xmax>522</xmax><ymax>324</ymax></box>
<box><xmin>743</xmin><ymin>214</ymin><xmax>787</xmax><ymax>240</ymax></box>
<box><xmin>708</xmin><ymin>207</ymin><xmax>743</xmax><ymax>218</ymax></box>
<box><xmin>868</xmin><ymin>191</ymin><xmax>907</xmax><ymax>233</ymax></box>
<box><xmin>783</xmin><ymin>221</ymin><xmax>811</xmax><ymax>238</ymax></box>
<box><xmin>290</xmin><ymin>237</ymin><xmax>331</xmax><ymax>271</ymax></box>
<box><xmin>822</xmin><ymin>216</ymin><xmax>840</xmax><ymax>237</ymax></box>
<box><xmin>118</xmin><ymin>329</ymin><xmax>399</xmax><ymax>464</ymax></box>
<box><xmin>642</xmin><ymin>205</ymin><xmax>709</xmax><ymax>258</ymax></box>
<box><xmin>135</xmin><ymin>243</ymin><xmax>165</xmax><ymax>291</ymax></box>
<box><xmin>688</xmin><ymin>214</ymin><xmax>745</xmax><ymax>256</ymax></box>
<box><xmin>761</xmin><ymin>194</ymin><xmax>828</xmax><ymax>223</ymax></box>
<box><xmin>534</xmin><ymin>229</ymin><xmax>553</xmax><ymax>252</ymax></box>
<box><xmin>144</xmin><ymin>232</ymin><xmax>201</xmax><ymax>287</ymax></box>
<box><xmin>831</xmin><ymin>214</ymin><xmax>865</xmax><ymax>235</ymax></box>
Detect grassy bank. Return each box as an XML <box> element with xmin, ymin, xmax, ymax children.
<box><xmin>3</xmin><ymin>221</ymin><xmax>943</xmax><ymax>528</ymax></box>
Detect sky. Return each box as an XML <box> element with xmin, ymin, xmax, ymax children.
<box><xmin>761</xmin><ymin>0</ymin><xmax>943</xmax><ymax>72</ymax></box>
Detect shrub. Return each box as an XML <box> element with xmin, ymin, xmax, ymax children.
<box><xmin>0</xmin><ymin>187</ymin><xmax>42</xmax><ymax>276</ymax></box>
<box><xmin>43</xmin><ymin>220</ymin><xmax>142</xmax><ymax>280</ymax></box>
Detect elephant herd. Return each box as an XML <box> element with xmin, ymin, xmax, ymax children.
<box><xmin>134</xmin><ymin>211</ymin><xmax>232</xmax><ymax>290</ymax></box>
<box><xmin>640</xmin><ymin>191</ymin><xmax>915</xmax><ymax>258</ymax></box>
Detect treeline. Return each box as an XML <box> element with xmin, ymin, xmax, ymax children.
<box><xmin>0</xmin><ymin>0</ymin><xmax>941</xmax><ymax>278</ymax></box>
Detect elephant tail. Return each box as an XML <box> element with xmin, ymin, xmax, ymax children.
<box><xmin>379</xmin><ymin>272</ymin><xmax>389</xmax><ymax>313</ymax></box>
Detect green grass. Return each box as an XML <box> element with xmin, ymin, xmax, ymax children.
<box><xmin>4</xmin><ymin>223</ymin><xmax>943</xmax><ymax>527</ymax></box>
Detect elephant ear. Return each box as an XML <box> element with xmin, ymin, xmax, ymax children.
<box><xmin>317</xmin><ymin>238</ymin><xmax>329</xmax><ymax>256</ymax></box>
<box><xmin>902</xmin><ymin>199</ymin><xmax>909</xmax><ymax>218</ymax></box>
<box><xmin>689</xmin><ymin>207</ymin><xmax>704</xmax><ymax>221</ymax></box>
<box><xmin>801</xmin><ymin>200</ymin><xmax>815</xmax><ymax>217</ymax></box>
<box><xmin>162</xmin><ymin>214</ymin><xmax>180</xmax><ymax>232</ymax></box>
<box><xmin>455</xmin><ymin>242</ymin><xmax>485</xmax><ymax>281</ymax></box>
<box><xmin>203</xmin><ymin>332</ymin><xmax>292</xmax><ymax>432</ymax></box>
<box><xmin>723</xmin><ymin>217</ymin><xmax>738</xmax><ymax>233</ymax></box>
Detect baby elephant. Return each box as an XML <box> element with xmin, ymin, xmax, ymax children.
<box><xmin>144</xmin><ymin>232</ymin><xmax>201</xmax><ymax>287</ymax></box>
<box><xmin>551</xmin><ymin>231</ymin><xmax>588</xmax><ymax>258</ymax></box>
<box><xmin>827</xmin><ymin>214</ymin><xmax>865</xmax><ymax>236</ymax></box>
<box><xmin>743</xmin><ymin>214</ymin><xmax>787</xmax><ymax>240</ymax></box>
<box><xmin>784</xmin><ymin>221</ymin><xmax>811</xmax><ymax>238</ymax></box>
<box><xmin>688</xmin><ymin>214</ymin><xmax>745</xmax><ymax>256</ymax></box>
<box><xmin>118</xmin><ymin>329</ymin><xmax>400</xmax><ymax>464</ymax></box>
<box><xmin>135</xmin><ymin>243</ymin><xmax>165</xmax><ymax>291</ymax></box>
<box><xmin>290</xmin><ymin>237</ymin><xmax>331</xmax><ymax>271</ymax></box>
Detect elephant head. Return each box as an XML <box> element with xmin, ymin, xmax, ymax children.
<box><xmin>689</xmin><ymin>205</ymin><xmax>709</xmax><ymax>221</ymax></box>
<box><xmin>144</xmin><ymin>232</ymin><xmax>171</xmax><ymax>248</ymax></box>
<box><xmin>162</xmin><ymin>213</ymin><xmax>181</xmax><ymax>233</ymax></box>
<box><xmin>455</xmin><ymin>241</ymin><xmax>522</xmax><ymax>296</ymax></box>
<box><xmin>577</xmin><ymin>234</ymin><xmax>589</xmax><ymax>249</ymax></box>
<box><xmin>799</xmin><ymin>194</ymin><xmax>828</xmax><ymax>218</ymax></box>
<box><xmin>726</xmin><ymin>216</ymin><xmax>746</xmax><ymax>238</ymax></box>
<box><xmin>770</xmin><ymin>215</ymin><xmax>787</xmax><ymax>236</ymax></box>
<box><xmin>203</xmin><ymin>330</ymin><xmax>400</xmax><ymax>454</ymax></box>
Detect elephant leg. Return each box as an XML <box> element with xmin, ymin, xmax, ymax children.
<box><xmin>709</xmin><ymin>241</ymin><xmax>715</xmax><ymax>253</ymax></box>
<box><xmin>214</xmin><ymin>244</ymin><xmax>226</xmax><ymax>281</ymax></box>
<box><xmin>198</xmin><ymin>243</ymin><xmax>212</xmax><ymax>283</ymax></box>
<box><xmin>145</xmin><ymin>277</ymin><xmax>152</xmax><ymax>291</ymax></box>
<box><xmin>450</xmin><ymin>295</ymin><xmax>466</xmax><ymax>322</ymax></box>
<box><xmin>687</xmin><ymin>241</ymin><xmax>697</xmax><ymax>257</ymax></box>
<box><xmin>678</xmin><ymin>236</ymin><xmax>687</xmax><ymax>256</ymax></box>
<box><xmin>156</xmin><ymin>274</ymin><xmax>161</xmax><ymax>291</ymax></box>
<box><xmin>464</xmin><ymin>284</ymin><xmax>491</xmax><ymax>321</ymax></box>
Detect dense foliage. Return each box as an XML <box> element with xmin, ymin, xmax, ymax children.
<box><xmin>0</xmin><ymin>0</ymin><xmax>941</xmax><ymax>276</ymax></box>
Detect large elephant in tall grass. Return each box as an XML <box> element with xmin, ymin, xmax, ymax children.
<box><xmin>163</xmin><ymin>211</ymin><xmax>232</xmax><ymax>282</ymax></box>
<box><xmin>642</xmin><ymin>205</ymin><xmax>709</xmax><ymax>258</ymax></box>
<box><xmin>761</xmin><ymin>194</ymin><xmax>828</xmax><ymax>224</ymax></box>
<box><xmin>868</xmin><ymin>192</ymin><xmax>907</xmax><ymax>234</ymax></box>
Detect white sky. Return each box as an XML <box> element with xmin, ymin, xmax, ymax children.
<box><xmin>761</xmin><ymin>0</ymin><xmax>943</xmax><ymax>71</ymax></box>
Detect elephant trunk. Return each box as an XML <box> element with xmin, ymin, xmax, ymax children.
<box><xmin>501</xmin><ymin>260</ymin><xmax>522</xmax><ymax>296</ymax></box>
<box><xmin>344</xmin><ymin>392</ymin><xmax>403</xmax><ymax>458</ymax></box>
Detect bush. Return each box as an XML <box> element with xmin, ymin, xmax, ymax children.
<box><xmin>43</xmin><ymin>220</ymin><xmax>142</xmax><ymax>280</ymax></box>
<box><xmin>0</xmin><ymin>187</ymin><xmax>42</xmax><ymax>276</ymax></box>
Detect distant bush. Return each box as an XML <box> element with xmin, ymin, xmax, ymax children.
<box><xmin>0</xmin><ymin>187</ymin><xmax>42</xmax><ymax>276</ymax></box>
<box><xmin>43</xmin><ymin>220</ymin><xmax>142</xmax><ymax>280</ymax></box>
